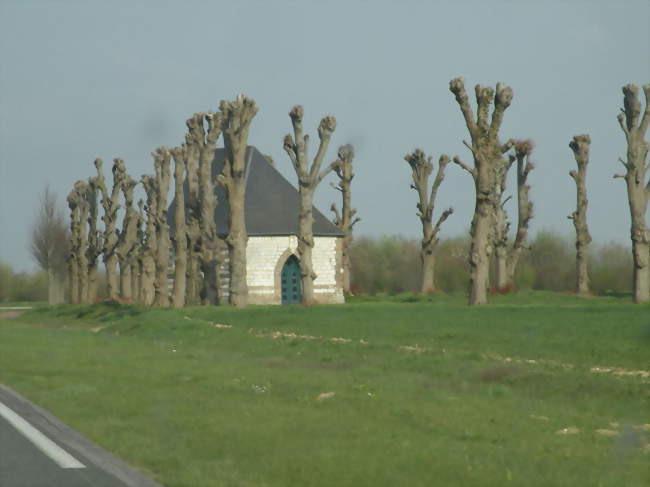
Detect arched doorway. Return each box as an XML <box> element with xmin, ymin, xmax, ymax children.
<box><xmin>281</xmin><ymin>255</ymin><xmax>302</xmax><ymax>304</ymax></box>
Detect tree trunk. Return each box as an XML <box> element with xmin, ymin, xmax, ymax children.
<box><xmin>298</xmin><ymin>187</ymin><xmax>316</xmax><ymax>304</ymax></box>
<box><xmin>628</xmin><ymin>180</ymin><xmax>649</xmax><ymax>303</ymax></box>
<box><xmin>141</xmin><ymin>254</ymin><xmax>155</xmax><ymax>306</ymax></box>
<box><xmin>569</xmin><ymin>135</ymin><xmax>592</xmax><ymax>296</ymax></box>
<box><xmin>617</xmin><ymin>84</ymin><xmax>649</xmax><ymax>303</ymax></box>
<box><xmin>130</xmin><ymin>261</ymin><xmax>139</xmax><ymax>303</ymax></box>
<box><xmin>494</xmin><ymin>246</ymin><xmax>508</xmax><ymax>291</ymax></box>
<box><xmin>171</xmin><ymin>146</ymin><xmax>187</xmax><ymax>308</ymax></box>
<box><xmin>153</xmin><ymin>148</ymin><xmax>171</xmax><ymax>308</ymax></box>
<box><xmin>48</xmin><ymin>269</ymin><xmax>57</xmax><ymax>305</ymax></box>
<box><xmin>420</xmin><ymin>247</ymin><xmax>436</xmax><ymax>294</ymax></box>
<box><xmin>68</xmin><ymin>258</ymin><xmax>79</xmax><ymax>304</ymax></box>
<box><xmin>87</xmin><ymin>266</ymin><xmax>98</xmax><ymax>303</ymax></box>
<box><xmin>226</xmin><ymin>181</ymin><xmax>248</xmax><ymax>307</ymax></box>
<box><xmin>106</xmin><ymin>254</ymin><xmax>119</xmax><ymax>300</ymax></box>
<box><xmin>119</xmin><ymin>261</ymin><xmax>132</xmax><ymax>300</ymax></box>
<box><xmin>469</xmin><ymin>200</ymin><xmax>492</xmax><ymax>305</ymax></box>
<box><xmin>185</xmin><ymin>234</ymin><xmax>201</xmax><ymax>305</ymax></box>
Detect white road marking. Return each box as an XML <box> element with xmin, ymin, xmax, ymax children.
<box><xmin>0</xmin><ymin>401</ymin><xmax>85</xmax><ymax>469</ymax></box>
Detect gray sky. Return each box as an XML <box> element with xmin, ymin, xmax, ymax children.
<box><xmin>1</xmin><ymin>0</ymin><xmax>648</xmax><ymax>272</ymax></box>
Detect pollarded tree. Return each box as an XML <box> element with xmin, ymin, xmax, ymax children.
<box><xmin>283</xmin><ymin>105</ymin><xmax>337</xmax><ymax>305</ymax></box>
<box><xmin>404</xmin><ymin>149</ymin><xmax>454</xmax><ymax>294</ymax></box>
<box><xmin>505</xmin><ymin>140</ymin><xmax>534</xmax><ymax>288</ymax></box>
<box><xmin>66</xmin><ymin>180</ymin><xmax>90</xmax><ymax>303</ymax></box>
<box><xmin>218</xmin><ymin>95</ymin><xmax>259</xmax><ymax>308</ymax></box>
<box><xmin>66</xmin><ymin>185</ymin><xmax>81</xmax><ymax>304</ymax></box>
<box><xmin>93</xmin><ymin>158</ymin><xmax>125</xmax><ymax>301</ymax></box>
<box><xmin>152</xmin><ymin>148</ymin><xmax>172</xmax><ymax>307</ymax></box>
<box><xmin>85</xmin><ymin>178</ymin><xmax>102</xmax><ymax>303</ymax></box>
<box><xmin>330</xmin><ymin>144</ymin><xmax>360</xmax><ymax>295</ymax></box>
<box><xmin>492</xmin><ymin>140</ymin><xmax>535</xmax><ymax>291</ymax></box>
<box><xmin>615</xmin><ymin>84</ymin><xmax>649</xmax><ymax>303</ymax></box>
<box><xmin>449</xmin><ymin>77</ymin><xmax>514</xmax><ymax>305</ymax></box>
<box><xmin>569</xmin><ymin>134</ymin><xmax>592</xmax><ymax>296</ymax></box>
<box><xmin>187</xmin><ymin>112</ymin><xmax>224</xmax><ymax>305</ymax></box>
<box><xmin>170</xmin><ymin>145</ymin><xmax>188</xmax><ymax>307</ymax></box>
<box><xmin>115</xmin><ymin>169</ymin><xmax>139</xmax><ymax>301</ymax></box>
<box><xmin>140</xmin><ymin>174</ymin><xmax>158</xmax><ymax>306</ymax></box>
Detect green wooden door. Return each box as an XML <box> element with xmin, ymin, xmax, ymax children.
<box><xmin>281</xmin><ymin>255</ymin><xmax>302</xmax><ymax>304</ymax></box>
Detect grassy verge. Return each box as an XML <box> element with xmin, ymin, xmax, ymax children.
<box><xmin>1</xmin><ymin>291</ymin><xmax>649</xmax><ymax>486</ymax></box>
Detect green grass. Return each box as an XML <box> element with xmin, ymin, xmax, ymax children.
<box><xmin>1</xmin><ymin>291</ymin><xmax>649</xmax><ymax>486</ymax></box>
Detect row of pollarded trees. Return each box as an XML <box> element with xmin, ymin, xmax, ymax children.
<box><xmin>566</xmin><ymin>84</ymin><xmax>649</xmax><ymax>303</ymax></box>
<box><xmin>66</xmin><ymin>97</ymin><xmax>259</xmax><ymax>308</ymax></box>
<box><xmin>66</xmin><ymin>96</ymin><xmax>359</xmax><ymax>307</ymax></box>
<box><xmin>402</xmin><ymin>78</ymin><xmax>648</xmax><ymax>305</ymax></box>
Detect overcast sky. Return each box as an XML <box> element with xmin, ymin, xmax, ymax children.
<box><xmin>1</xmin><ymin>0</ymin><xmax>648</xmax><ymax>272</ymax></box>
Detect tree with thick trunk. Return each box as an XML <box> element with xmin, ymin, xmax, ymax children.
<box><xmin>187</xmin><ymin>112</ymin><xmax>224</xmax><ymax>305</ymax></box>
<box><xmin>283</xmin><ymin>106</ymin><xmax>338</xmax><ymax>305</ymax></box>
<box><xmin>140</xmin><ymin>175</ymin><xmax>157</xmax><ymax>306</ymax></box>
<box><xmin>183</xmin><ymin>129</ymin><xmax>202</xmax><ymax>306</ymax></box>
<box><xmin>404</xmin><ymin>149</ymin><xmax>454</xmax><ymax>294</ymax></box>
<box><xmin>115</xmin><ymin>169</ymin><xmax>139</xmax><ymax>301</ymax></box>
<box><xmin>569</xmin><ymin>134</ymin><xmax>592</xmax><ymax>296</ymax></box>
<box><xmin>170</xmin><ymin>145</ymin><xmax>188</xmax><ymax>308</ymax></box>
<box><xmin>152</xmin><ymin>148</ymin><xmax>172</xmax><ymax>307</ymax></box>
<box><xmin>31</xmin><ymin>185</ymin><xmax>68</xmax><ymax>305</ymax></box>
<box><xmin>615</xmin><ymin>84</ymin><xmax>649</xmax><ymax>303</ymax></box>
<box><xmin>449</xmin><ymin>78</ymin><xmax>514</xmax><ymax>305</ymax></box>
<box><xmin>93</xmin><ymin>158</ymin><xmax>125</xmax><ymax>300</ymax></box>
<box><xmin>218</xmin><ymin>95</ymin><xmax>258</xmax><ymax>308</ymax></box>
<box><xmin>330</xmin><ymin>144</ymin><xmax>360</xmax><ymax>295</ymax></box>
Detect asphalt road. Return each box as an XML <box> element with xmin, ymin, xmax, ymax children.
<box><xmin>0</xmin><ymin>385</ymin><xmax>162</xmax><ymax>487</ymax></box>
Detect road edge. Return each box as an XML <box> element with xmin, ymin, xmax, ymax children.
<box><xmin>0</xmin><ymin>384</ymin><xmax>164</xmax><ymax>487</ymax></box>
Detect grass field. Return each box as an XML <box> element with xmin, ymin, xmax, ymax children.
<box><xmin>0</xmin><ymin>291</ymin><xmax>648</xmax><ymax>486</ymax></box>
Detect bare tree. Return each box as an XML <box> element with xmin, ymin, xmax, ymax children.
<box><xmin>170</xmin><ymin>145</ymin><xmax>188</xmax><ymax>308</ymax></box>
<box><xmin>492</xmin><ymin>140</ymin><xmax>535</xmax><ymax>291</ymax></box>
<box><xmin>152</xmin><ymin>148</ymin><xmax>172</xmax><ymax>307</ymax></box>
<box><xmin>140</xmin><ymin>174</ymin><xmax>157</xmax><ymax>305</ymax></box>
<box><xmin>283</xmin><ymin>105</ymin><xmax>337</xmax><ymax>305</ymax></box>
<box><xmin>218</xmin><ymin>95</ymin><xmax>259</xmax><ymax>308</ymax></box>
<box><xmin>404</xmin><ymin>149</ymin><xmax>454</xmax><ymax>293</ymax></box>
<box><xmin>330</xmin><ymin>144</ymin><xmax>361</xmax><ymax>295</ymax></box>
<box><xmin>449</xmin><ymin>77</ymin><xmax>514</xmax><ymax>305</ymax></box>
<box><xmin>115</xmin><ymin>169</ymin><xmax>139</xmax><ymax>301</ymax></box>
<box><xmin>187</xmin><ymin>112</ymin><xmax>224</xmax><ymax>305</ymax></box>
<box><xmin>66</xmin><ymin>181</ymin><xmax>90</xmax><ymax>303</ymax></box>
<box><xmin>569</xmin><ymin>134</ymin><xmax>592</xmax><ymax>296</ymax></box>
<box><xmin>505</xmin><ymin>140</ymin><xmax>534</xmax><ymax>288</ymax></box>
<box><xmin>93</xmin><ymin>158</ymin><xmax>125</xmax><ymax>300</ymax></box>
<box><xmin>615</xmin><ymin>84</ymin><xmax>649</xmax><ymax>303</ymax></box>
<box><xmin>30</xmin><ymin>185</ymin><xmax>68</xmax><ymax>304</ymax></box>
<box><xmin>85</xmin><ymin>179</ymin><xmax>102</xmax><ymax>303</ymax></box>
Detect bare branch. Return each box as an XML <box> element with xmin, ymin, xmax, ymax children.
<box><xmin>452</xmin><ymin>156</ymin><xmax>477</xmax><ymax>179</ymax></box>
<box><xmin>449</xmin><ymin>77</ymin><xmax>477</xmax><ymax>140</ymax></box>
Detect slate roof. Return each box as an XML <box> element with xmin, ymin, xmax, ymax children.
<box><xmin>168</xmin><ymin>146</ymin><xmax>344</xmax><ymax>237</ymax></box>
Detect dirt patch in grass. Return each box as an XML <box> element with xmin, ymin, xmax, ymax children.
<box><xmin>0</xmin><ymin>311</ymin><xmax>24</xmax><ymax>319</ymax></box>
